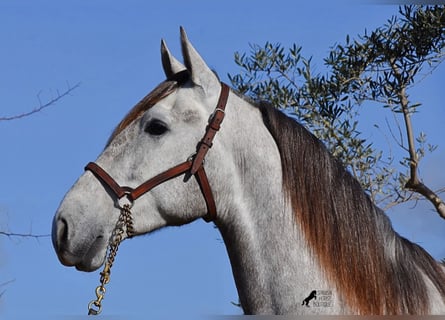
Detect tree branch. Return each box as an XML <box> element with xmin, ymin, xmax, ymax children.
<box><xmin>0</xmin><ymin>231</ymin><xmax>50</xmax><ymax>239</ymax></box>
<box><xmin>0</xmin><ymin>82</ymin><xmax>80</xmax><ymax>121</ymax></box>
<box><xmin>404</xmin><ymin>182</ymin><xmax>445</xmax><ymax>219</ymax></box>
<box><xmin>390</xmin><ymin>58</ymin><xmax>445</xmax><ymax>219</ymax></box>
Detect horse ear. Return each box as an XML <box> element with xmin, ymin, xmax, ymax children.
<box><xmin>180</xmin><ymin>27</ymin><xmax>219</xmax><ymax>93</ymax></box>
<box><xmin>161</xmin><ymin>39</ymin><xmax>186</xmax><ymax>80</ymax></box>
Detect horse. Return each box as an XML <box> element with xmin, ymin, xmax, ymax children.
<box><xmin>52</xmin><ymin>27</ymin><xmax>445</xmax><ymax>315</ymax></box>
<box><xmin>302</xmin><ymin>290</ymin><xmax>317</xmax><ymax>307</ymax></box>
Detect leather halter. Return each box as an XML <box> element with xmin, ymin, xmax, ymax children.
<box><xmin>85</xmin><ymin>82</ymin><xmax>230</xmax><ymax>223</ymax></box>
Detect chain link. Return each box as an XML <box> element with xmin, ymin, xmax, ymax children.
<box><xmin>88</xmin><ymin>204</ymin><xmax>133</xmax><ymax>315</ymax></box>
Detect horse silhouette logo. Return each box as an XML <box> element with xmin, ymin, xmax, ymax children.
<box><xmin>302</xmin><ymin>290</ymin><xmax>317</xmax><ymax>307</ymax></box>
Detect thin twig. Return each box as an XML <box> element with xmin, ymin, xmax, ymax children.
<box><xmin>0</xmin><ymin>279</ymin><xmax>16</xmax><ymax>299</ymax></box>
<box><xmin>0</xmin><ymin>231</ymin><xmax>50</xmax><ymax>239</ymax></box>
<box><xmin>0</xmin><ymin>82</ymin><xmax>80</xmax><ymax>121</ymax></box>
<box><xmin>385</xmin><ymin>114</ymin><xmax>406</xmax><ymax>151</ymax></box>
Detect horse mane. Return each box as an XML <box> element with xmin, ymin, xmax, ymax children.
<box><xmin>258</xmin><ymin>102</ymin><xmax>445</xmax><ymax>314</ymax></box>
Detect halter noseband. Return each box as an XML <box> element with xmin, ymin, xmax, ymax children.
<box><xmin>85</xmin><ymin>82</ymin><xmax>230</xmax><ymax>223</ymax></box>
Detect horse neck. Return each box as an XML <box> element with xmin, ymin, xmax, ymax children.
<box><xmin>215</xmin><ymin>95</ymin><xmax>344</xmax><ymax>314</ymax></box>
<box><xmin>215</xmin><ymin>94</ymin><xmax>445</xmax><ymax>315</ymax></box>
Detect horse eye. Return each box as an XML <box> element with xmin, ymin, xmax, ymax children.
<box><xmin>144</xmin><ymin>120</ymin><xmax>169</xmax><ymax>136</ymax></box>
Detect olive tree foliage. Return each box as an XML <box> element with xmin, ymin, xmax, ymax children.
<box><xmin>229</xmin><ymin>5</ymin><xmax>445</xmax><ymax>219</ymax></box>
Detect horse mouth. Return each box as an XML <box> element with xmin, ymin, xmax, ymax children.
<box><xmin>56</xmin><ymin>236</ymin><xmax>107</xmax><ymax>272</ymax></box>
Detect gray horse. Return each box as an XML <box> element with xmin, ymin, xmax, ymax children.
<box><xmin>52</xmin><ymin>28</ymin><xmax>445</xmax><ymax>315</ymax></box>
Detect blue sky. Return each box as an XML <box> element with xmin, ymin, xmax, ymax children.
<box><xmin>1</xmin><ymin>1</ymin><xmax>444</xmax><ymax>319</ymax></box>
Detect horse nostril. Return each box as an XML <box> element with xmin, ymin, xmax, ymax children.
<box><xmin>53</xmin><ymin>217</ymin><xmax>69</xmax><ymax>251</ymax></box>
<box><xmin>59</xmin><ymin>217</ymin><xmax>69</xmax><ymax>243</ymax></box>
<box><xmin>52</xmin><ymin>215</ymin><xmax>82</xmax><ymax>267</ymax></box>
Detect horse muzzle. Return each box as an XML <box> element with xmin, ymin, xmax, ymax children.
<box><xmin>52</xmin><ymin>214</ymin><xmax>107</xmax><ymax>272</ymax></box>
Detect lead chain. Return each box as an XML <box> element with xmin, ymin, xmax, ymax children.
<box><xmin>88</xmin><ymin>204</ymin><xmax>133</xmax><ymax>315</ymax></box>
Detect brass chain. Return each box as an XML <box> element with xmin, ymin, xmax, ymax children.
<box><xmin>88</xmin><ymin>203</ymin><xmax>133</xmax><ymax>315</ymax></box>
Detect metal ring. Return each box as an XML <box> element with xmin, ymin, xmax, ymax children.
<box><xmin>214</xmin><ymin>107</ymin><xmax>225</xmax><ymax>114</ymax></box>
<box><xmin>208</xmin><ymin>108</ymin><xmax>225</xmax><ymax>122</ymax></box>
<box><xmin>187</xmin><ymin>152</ymin><xmax>197</xmax><ymax>162</ymax></box>
<box><xmin>88</xmin><ymin>300</ymin><xmax>102</xmax><ymax>315</ymax></box>
<box><xmin>117</xmin><ymin>193</ymin><xmax>134</xmax><ymax>210</ymax></box>
<box><xmin>187</xmin><ymin>152</ymin><xmax>206</xmax><ymax>166</ymax></box>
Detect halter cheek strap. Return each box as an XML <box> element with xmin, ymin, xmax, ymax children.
<box><xmin>85</xmin><ymin>82</ymin><xmax>230</xmax><ymax>223</ymax></box>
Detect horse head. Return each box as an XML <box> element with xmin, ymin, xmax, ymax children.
<box><xmin>52</xmin><ymin>28</ymin><xmax>234</xmax><ymax>272</ymax></box>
